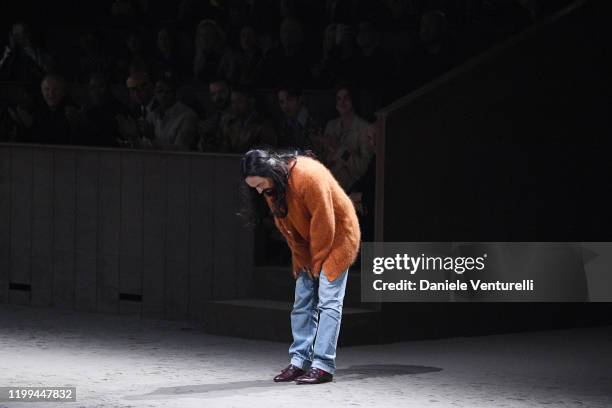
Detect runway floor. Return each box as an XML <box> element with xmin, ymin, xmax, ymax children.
<box><xmin>1</xmin><ymin>303</ymin><xmax>611</xmax><ymax>408</ymax></box>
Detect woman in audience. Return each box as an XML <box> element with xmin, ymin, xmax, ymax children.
<box><xmin>193</xmin><ymin>19</ymin><xmax>236</xmax><ymax>84</ymax></box>
<box><xmin>322</xmin><ymin>83</ymin><xmax>373</xmax><ymax>191</ymax></box>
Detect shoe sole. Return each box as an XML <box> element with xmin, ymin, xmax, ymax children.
<box><xmin>294</xmin><ymin>378</ymin><xmax>333</xmax><ymax>385</ymax></box>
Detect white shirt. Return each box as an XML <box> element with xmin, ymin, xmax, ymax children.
<box><xmin>146</xmin><ymin>101</ymin><xmax>198</xmax><ymax>150</ymax></box>
<box><xmin>324</xmin><ymin>114</ymin><xmax>373</xmax><ymax>191</ymax></box>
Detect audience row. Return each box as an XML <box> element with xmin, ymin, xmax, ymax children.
<box><xmin>0</xmin><ymin>0</ymin><xmax>559</xmax><ymax>94</ymax></box>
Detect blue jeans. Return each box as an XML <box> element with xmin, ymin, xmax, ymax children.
<box><xmin>288</xmin><ymin>269</ymin><xmax>348</xmax><ymax>374</ymax></box>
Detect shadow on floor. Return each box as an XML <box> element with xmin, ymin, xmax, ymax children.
<box><xmin>124</xmin><ymin>364</ymin><xmax>442</xmax><ymax>400</ymax></box>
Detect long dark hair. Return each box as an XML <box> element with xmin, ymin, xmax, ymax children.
<box><xmin>239</xmin><ymin>148</ymin><xmax>315</xmax><ymax>224</ymax></box>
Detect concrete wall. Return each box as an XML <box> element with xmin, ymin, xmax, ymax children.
<box><xmin>0</xmin><ymin>143</ymin><xmax>253</xmax><ymax>322</ymax></box>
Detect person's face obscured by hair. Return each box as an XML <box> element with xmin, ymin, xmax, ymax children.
<box><xmin>240</xmin><ymin>26</ymin><xmax>257</xmax><ymax>53</ymax></box>
<box><xmin>231</xmin><ymin>91</ymin><xmax>253</xmax><ymax>118</ymax></box>
<box><xmin>245</xmin><ymin>175</ymin><xmax>274</xmax><ymax>195</ymax></box>
<box><xmin>41</xmin><ymin>77</ymin><xmax>67</xmax><ymax>110</ymax></box>
<box><xmin>154</xmin><ymin>81</ymin><xmax>177</xmax><ymax>111</ymax></box>
<box><xmin>278</xmin><ymin>90</ymin><xmax>301</xmax><ymax>120</ymax></box>
<box><xmin>336</xmin><ymin>88</ymin><xmax>353</xmax><ymax>116</ymax></box>
<box><xmin>89</xmin><ymin>76</ymin><xmax>110</xmax><ymax>107</ymax></box>
<box><xmin>209</xmin><ymin>81</ymin><xmax>230</xmax><ymax>111</ymax></box>
<box><xmin>157</xmin><ymin>29</ymin><xmax>173</xmax><ymax>55</ymax></box>
<box><xmin>197</xmin><ymin>24</ymin><xmax>218</xmax><ymax>52</ymax></box>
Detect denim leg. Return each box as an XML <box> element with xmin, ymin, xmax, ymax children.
<box><xmin>288</xmin><ymin>272</ymin><xmax>319</xmax><ymax>369</ymax></box>
<box><xmin>311</xmin><ymin>269</ymin><xmax>348</xmax><ymax>374</ymax></box>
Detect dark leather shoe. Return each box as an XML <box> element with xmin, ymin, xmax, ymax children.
<box><xmin>273</xmin><ymin>364</ymin><xmax>305</xmax><ymax>382</ymax></box>
<box><xmin>294</xmin><ymin>367</ymin><xmax>333</xmax><ymax>384</ymax></box>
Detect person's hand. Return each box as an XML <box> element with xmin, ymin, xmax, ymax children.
<box><xmin>7</xmin><ymin>31</ymin><xmax>15</xmax><ymax>50</ymax></box>
<box><xmin>327</xmin><ymin>145</ymin><xmax>346</xmax><ymax>168</ymax></box>
<box><xmin>198</xmin><ymin>116</ymin><xmax>216</xmax><ymax>135</ymax></box>
<box><xmin>308</xmin><ymin>127</ymin><xmax>323</xmax><ymax>144</ymax></box>
<box><xmin>21</xmin><ymin>44</ymin><xmax>38</xmax><ymax>62</ymax></box>
<box><xmin>326</xmin><ymin>135</ymin><xmax>342</xmax><ymax>159</ymax></box>
<box><xmin>309</xmin><ymin>128</ymin><xmax>326</xmax><ymax>153</ymax></box>
<box><xmin>137</xmin><ymin>118</ymin><xmax>154</xmax><ymax>140</ymax></box>
<box><xmin>304</xmin><ymin>267</ymin><xmax>318</xmax><ymax>280</ymax></box>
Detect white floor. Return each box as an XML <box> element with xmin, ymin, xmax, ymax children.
<box><xmin>1</xmin><ymin>303</ymin><xmax>610</xmax><ymax>408</ymax></box>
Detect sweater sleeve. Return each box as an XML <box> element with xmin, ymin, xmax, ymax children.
<box><xmin>273</xmin><ymin>217</ymin><xmax>308</xmax><ymax>277</ymax></box>
<box><xmin>304</xmin><ymin>174</ymin><xmax>335</xmax><ymax>277</ymax></box>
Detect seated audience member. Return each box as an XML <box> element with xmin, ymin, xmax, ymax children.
<box><xmin>0</xmin><ymin>22</ymin><xmax>51</xmax><ymax>84</ymax></box>
<box><xmin>151</xmin><ymin>26</ymin><xmax>189</xmax><ymax>80</ymax></box>
<box><xmin>311</xmin><ymin>23</ymin><xmax>358</xmax><ymax>88</ymax></box>
<box><xmin>235</xmin><ymin>25</ymin><xmax>263</xmax><ymax>85</ymax></box>
<box><xmin>323</xmin><ymin>84</ymin><xmax>373</xmax><ymax>191</ymax></box>
<box><xmin>276</xmin><ymin>83</ymin><xmax>324</xmax><ymax>152</ymax></box>
<box><xmin>219</xmin><ymin>84</ymin><xmax>276</xmax><ymax>153</ymax></box>
<box><xmin>405</xmin><ymin>10</ymin><xmax>457</xmax><ymax>90</ymax></box>
<box><xmin>253</xmin><ymin>28</ymin><xmax>278</xmax><ymax>85</ymax></box>
<box><xmin>116</xmin><ymin>71</ymin><xmax>157</xmax><ymax>146</ymax></box>
<box><xmin>144</xmin><ymin>75</ymin><xmax>198</xmax><ymax>151</ymax></box>
<box><xmin>16</xmin><ymin>73</ymin><xmax>79</xmax><ymax>145</ymax></box>
<box><xmin>354</xmin><ymin>21</ymin><xmax>396</xmax><ymax>90</ymax></box>
<box><xmin>197</xmin><ymin>78</ymin><xmax>231</xmax><ymax>152</ymax></box>
<box><xmin>126</xmin><ymin>70</ymin><xmax>156</xmax><ymax>118</ymax></box>
<box><xmin>114</xmin><ymin>29</ymin><xmax>151</xmax><ymax>82</ymax></box>
<box><xmin>77</xmin><ymin>73</ymin><xmax>128</xmax><ymax>147</ymax></box>
<box><xmin>193</xmin><ymin>19</ymin><xmax>237</xmax><ymax>84</ymax></box>
<box><xmin>76</xmin><ymin>31</ymin><xmax>113</xmax><ymax>83</ymax></box>
<box><xmin>257</xmin><ymin>18</ymin><xmax>312</xmax><ymax>87</ymax></box>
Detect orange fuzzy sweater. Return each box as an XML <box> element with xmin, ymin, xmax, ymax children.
<box><xmin>265</xmin><ymin>156</ymin><xmax>361</xmax><ymax>281</ymax></box>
